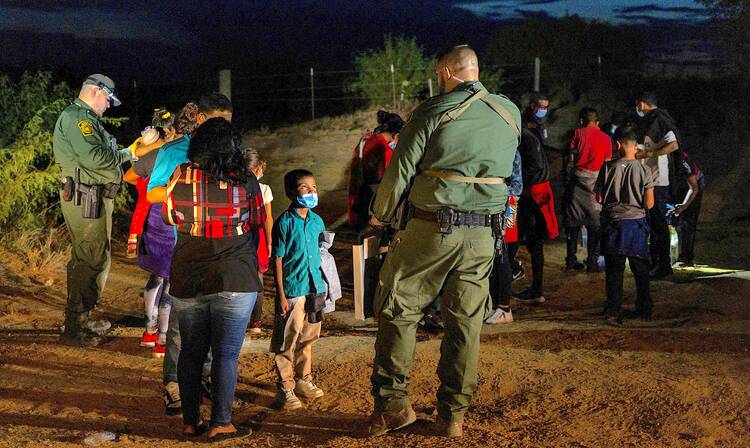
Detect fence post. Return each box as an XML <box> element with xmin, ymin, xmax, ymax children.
<box><xmin>131</xmin><ymin>79</ymin><xmax>139</xmax><ymax>133</ymax></box>
<box><xmin>533</xmin><ymin>57</ymin><xmax>541</xmax><ymax>92</ymax></box>
<box><xmin>218</xmin><ymin>69</ymin><xmax>231</xmax><ymax>101</ymax></box>
<box><xmin>310</xmin><ymin>67</ymin><xmax>315</xmax><ymax>121</ymax></box>
<box><xmin>427</xmin><ymin>78</ymin><xmax>434</xmax><ymax>97</ymax></box>
<box><xmin>390</xmin><ymin>63</ymin><xmax>396</xmax><ymax>106</ymax></box>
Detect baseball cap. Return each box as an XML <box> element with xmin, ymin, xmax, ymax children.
<box><xmin>83</xmin><ymin>74</ymin><xmax>121</xmax><ymax>107</ymax></box>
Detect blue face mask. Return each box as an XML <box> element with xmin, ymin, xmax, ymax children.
<box><xmin>388</xmin><ymin>141</ymin><xmax>396</xmax><ymax>150</ymax></box>
<box><xmin>297</xmin><ymin>193</ymin><xmax>318</xmax><ymax>209</ymax></box>
<box><xmin>535</xmin><ymin>108</ymin><xmax>547</xmax><ymax>119</ymax></box>
<box><xmin>635</xmin><ymin>107</ymin><xmax>645</xmax><ymax>118</ymax></box>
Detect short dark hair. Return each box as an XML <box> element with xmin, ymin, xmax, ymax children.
<box><xmin>614</xmin><ymin>125</ymin><xmax>639</xmax><ymax>145</ymax></box>
<box><xmin>530</xmin><ymin>93</ymin><xmax>548</xmax><ymax>106</ymax></box>
<box><xmin>374</xmin><ymin>110</ymin><xmax>405</xmax><ymax>134</ymax></box>
<box><xmin>188</xmin><ymin>117</ymin><xmax>247</xmax><ymax>185</ymax></box>
<box><xmin>284</xmin><ymin>169</ymin><xmax>314</xmax><ymax>200</ymax></box>
<box><xmin>637</xmin><ymin>91</ymin><xmax>658</xmax><ymax>107</ymax></box>
<box><xmin>579</xmin><ymin>107</ymin><xmax>599</xmax><ymax>125</ymax></box>
<box><xmin>198</xmin><ymin>92</ymin><xmax>233</xmax><ymax>114</ymax></box>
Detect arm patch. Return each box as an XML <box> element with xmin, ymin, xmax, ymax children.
<box><xmin>77</xmin><ymin>120</ymin><xmax>95</xmax><ymax>137</ymax></box>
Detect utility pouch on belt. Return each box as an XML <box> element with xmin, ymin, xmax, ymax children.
<box><xmin>61</xmin><ymin>177</ymin><xmax>75</xmax><ymax>202</ymax></box>
<box><xmin>81</xmin><ymin>184</ymin><xmax>103</xmax><ymax>219</ymax></box>
<box><xmin>102</xmin><ymin>182</ymin><xmax>121</xmax><ymax>199</ymax></box>
<box><xmin>436</xmin><ymin>208</ymin><xmax>455</xmax><ymax>234</ymax></box>
<box><xmin>492</xmin><ymin>212</ymin><xmax>505</xmax><ymax>253</ymax></box>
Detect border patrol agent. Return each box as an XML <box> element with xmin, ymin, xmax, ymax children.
<box><xmin>367</xmin><ymin>45</ymin><xmax>521</xmax><ymax>437</ymax></box>
<box><xmin>53</xmin><ymin>74</ymin><xmax>131</xmax><ymax>346</ymax></box>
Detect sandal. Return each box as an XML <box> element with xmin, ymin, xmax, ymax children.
<box><xmin>208</xmin><ymin>426</ymin><xmax>252</xmax><ymax>443</ymax></box>
<box><xmin>182</xmin><ymin>422</ymin><xmax>208</xmax><ymax>438</ymax></box>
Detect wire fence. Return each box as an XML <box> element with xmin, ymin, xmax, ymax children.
<box><xmin>122</xmin><ymin>57</ymin><xmax>731</xmax><ymax>132</ymax></box>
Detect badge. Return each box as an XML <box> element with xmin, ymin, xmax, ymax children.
<box><xmin>78</xmin><ymin>120</ymin><xmax>95</xmax><ymax>137</ymax></box>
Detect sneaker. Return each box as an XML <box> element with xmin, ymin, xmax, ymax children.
<box><xmin>586</xmin><ymin>262</ymin><xmax>602</xmax><ymax>273</ymax></box>
<box><xmin>435</xmin><ymin>414</ymin><xmax>464</xmax><ymax>438</ymax></box>
<box><xmin>163</xmin><ymin>381</ymin><xmax>182</xmax><ymax>416</ymax></box>
<box><xmin>140</xmin><ymin>330</ymin><xmax>158</xmax><ymax>347</ymax></box>
<box><xmin>249</xmin><ymin>321</ymin><xmax>262</xmax><ymax>334</ymax></box>
<box><xmin>485</xmin><ymin>308</ymin><xmax>513</xmax><ymax>324</ymax></box>
<box><xmin>511</xmin><ymin>261</ymin><xmax>525</xmax><ymax>282</ymax></box>
<box><xmin>294</xmin><ymin>379</ymin><xmax>324</xmax><ymax>399</ymax></box>
<box><xmin>565</xmin><ymin>261</ymin><xmax>585</xmax><ymax>271</ymax></box>
<box><xmin>673</xmin><ymin>260</ymin><xmax>694</xmax><ymax>268</ymax></box>
<box><xmin>152</xmin><ymin>343</ymin><xmax>166</xmax><ymax>359</ymax></box>
<box><xmin>277</xmin><ymin>388</ymin><xmax>303</xmax><ymax>410</ymax></box>
<box><xmin>86</xmin><ymin>319</ymin><xmax>111</xmax><ymax>336</ymax></box>
<box><xmin>126</xmin><ymin>234</ymin><xmax>138</xmax><ymax>259</ymax></box>
<box><xmin>512</xmin><ymin>289</ymin><xmax>545</xmax><ymax>304</ymax></box>
<box><xmin>367</xmin><ymin>405</ymin><xmax>417</xmax><ymax>437</ymax></box>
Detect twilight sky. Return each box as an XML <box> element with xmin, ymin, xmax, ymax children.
<box><xmin>456</xmin><ymin>0</ymin><xmax>709</xmax><ymax>22</ymax></box>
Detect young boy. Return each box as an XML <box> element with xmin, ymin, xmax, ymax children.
<box><xmin>271</xmin><ymin>169</ymin><xmax>327</xmax><ymax>410</ymax></box>
<box><xmin>595</xmin><ymin>126</ymin><xmax>655</xmax><ymax>321</ymax></box>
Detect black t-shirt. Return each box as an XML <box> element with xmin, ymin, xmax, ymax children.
<box><xmin>643</xmin><ymin>109</ymin><xmax>679</xmax><ymax>145</ymax></box>
<box><xmin>519</xmin><ymin>128</ymin><xmax>549</xmax><ymax>187</ymax></box>
<box><xmin>672</xmin><ymin>149</ymin><xmax>706</xmax><ymax>197</ymax></box>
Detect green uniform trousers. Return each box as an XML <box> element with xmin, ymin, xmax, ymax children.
<box><xmin>371</xmin><ymin>218</ymin><xmax>494</xmax><ymax>420</ymax></box>
<box><xmin>60</xmin><ymin>193</ymin><xmax>113</xmax><ymax>334</ymax></box>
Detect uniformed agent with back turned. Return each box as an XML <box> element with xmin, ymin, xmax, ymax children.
<box><xmin>53</xmin><ymin>74</ymin><xmax>132</xmax><ymax>346</ymax></box>
<box><xmin>367</xmin><ymin>45</ymin><xmax>521</xmax><ymax>438</ymax></box>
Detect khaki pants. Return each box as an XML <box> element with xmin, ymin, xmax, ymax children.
<box><xmin>273</xmin><ymin>296</ymin><xmax>321</xmax><ymax>390</ymax></box>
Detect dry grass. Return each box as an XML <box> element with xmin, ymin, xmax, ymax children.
<box><xmin>1</xmin><ymin>227</ymin><xmax>69</xmax><ymax>281</ymax></box>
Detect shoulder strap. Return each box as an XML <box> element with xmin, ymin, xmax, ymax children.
<box><xmin>437</xmin><ymin>89</ymin><xmax>520</xmax><ymax>142</ymax></box>
<box><xmin>438</xmin><ymin>89</ymin><xmax>489</xmax><ymax>126</ymax></box>
<box><xmin>480</xmin><ymin>96</ymin><xmax>520</xmax><ymax>140</ymax></box>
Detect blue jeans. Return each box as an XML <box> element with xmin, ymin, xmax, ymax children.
<box><xmin>173</xmin><ymin>291</ymin><xmax>256</xmax><ymax>427</ymax></box>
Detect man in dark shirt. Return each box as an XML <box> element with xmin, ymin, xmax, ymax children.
<box><xmin>672</xmin><ymin>150</ymin><xmax>705</xmax><ymax>266</ymax></box>
<box><xmin>635</xmin><ymin>92</ymin><xmax>680</xmax><ymax>278</ymax></box>
<box><xmin>523</xmin><ymin>93</ymin><xmax>550</xmax><ymax>146</ymax></box>
<box><xmin>515</xmin><ymin>125</ymin><xmax>558</xmax><ymax>303</ymax></box>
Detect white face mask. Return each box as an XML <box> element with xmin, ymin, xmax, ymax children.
<box><xmin>255</xmin><ymin>171</ymin><xmax>263</xmax><ymax>181</ymax></box>
<box><xmin>635</xmin><ymin>106</ymin><xmax>645</xmax><ymax>118</ymax></box>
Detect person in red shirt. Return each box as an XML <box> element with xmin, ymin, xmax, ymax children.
<box><xmin>562</xmin><ymin>108</ymin><xmax>612</xmax><ymax>272</ymax></box>
<box><xmin>347</xmin><ymin>110</ymin><xmax>404</xmax><ymax>229</ymax></box>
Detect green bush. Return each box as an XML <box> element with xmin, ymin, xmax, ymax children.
<box><xmin>349</xmin><ymin>36</ymin><xmax>435</xmax><ymax>106</ymax></box>
<box><xmin>0</xmin><ymin>71</ymin><xmax>129</xmax><ymax>231</ymax></box>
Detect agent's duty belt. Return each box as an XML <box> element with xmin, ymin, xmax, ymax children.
<box><xmin>413</xmin><ymin>208</ymin><xmax>492</xmax><ymax>227</ymax></box>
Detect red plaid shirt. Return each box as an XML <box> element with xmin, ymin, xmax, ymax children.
<box><xmin>164</xmin><ymin>164</ymin><xmax>266</xmax><ymax>238</ymax></box>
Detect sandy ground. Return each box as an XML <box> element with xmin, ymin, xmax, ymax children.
<box><xmin>1</xmin><ymin>124</ymin><xmax>749</xmax><ymax>447</ymax></box>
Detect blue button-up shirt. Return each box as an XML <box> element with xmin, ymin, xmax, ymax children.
<box><xmin>272</xmin><ymin>207</ymin><xmax>327</xmax><ymax>298</ymax></box>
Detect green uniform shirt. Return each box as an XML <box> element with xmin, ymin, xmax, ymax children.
<box><xmin>371</xmin><ymin>81</ymin><xmax>521</xmax><ymax>223</ymax></box>
<box><xmin>53</xmin><ymin>98</ymin><xmax>132</xmax><ymax>185</ymax></box>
